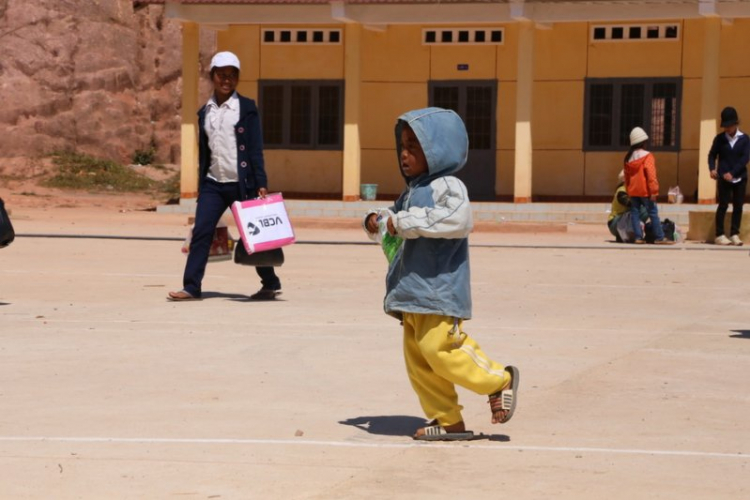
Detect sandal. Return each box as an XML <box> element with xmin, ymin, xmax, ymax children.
<box><xmin>488</xmin><ymin>366</ymin><xmax>519</xmax><ymax>424</ymax></box>
<box><xmin>167</xmin><ymin>290</ymin><xmax>201</xmax><ymax>301</ymax></box>
<box><xmin>414</xmin><ymin>424</ymin><xmax>475</xmax><ymax>442</ymax></box>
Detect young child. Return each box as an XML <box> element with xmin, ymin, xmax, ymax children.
<box><xmin>708</xmin><ymin>106</ymin><xmax>749</xmax><ymax>246</ymax></box>
<box><xmin>363</xmin><ymin>107</ymin><xmax>519</xmax><ymax>441</ymax></box>
<box><xmin>623</xmin><ymin>127</ymin><xmax>674</xmax><ymax>245</ymax></box>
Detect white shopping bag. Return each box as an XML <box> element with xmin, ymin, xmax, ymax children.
<box><xmin>230</xmin><ymin>193</ymin><xmax>295</xmax><ymax>254</ymax></box>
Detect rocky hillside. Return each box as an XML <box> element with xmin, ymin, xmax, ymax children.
<box><xmin>0</xmin><ymin>0</ymin><xmax>215</xmax><ymax>166</ymax></box>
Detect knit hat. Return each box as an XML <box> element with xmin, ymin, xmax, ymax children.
<box><xmin>721</xmin><ymin>106</ymin><xmax>739</xmax><ymax>127</ymax></box>
<box><xmin>209</xmin><ymin>51</ymin><xmax>240</xmax><ymax>71</ymax></box>
<box><xmin>629</xmin><ymin>127</ymin><xmax>649</xmax><ymax>146</ymax></box>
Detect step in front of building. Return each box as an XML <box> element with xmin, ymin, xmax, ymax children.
<box><xmin>157</xmin><ymin>200</ymin><xmax>711</xmax><ymax>227</ymax></box>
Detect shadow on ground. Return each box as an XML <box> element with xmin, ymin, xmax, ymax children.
<box><xmin>339</xmin><ymin>415</ymin><xmax>509</xmax><ymax>442</ymax></box>
<box><xmin>198</xmin><ymin>291</ymin><xmax>285</xmax><ymax>303</ymax></box>
<box><xmin>730</xmin><ymin>330</ymin><xmax>750</xmax><ymax>339</ymax></box>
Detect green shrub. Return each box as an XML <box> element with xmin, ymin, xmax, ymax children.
<box><xmin>159</xmin><ymin>171</ymin><xmax>181</xmax><ymax>202</ymax></box>
<box><xmin>132</xmin><ymin>147</ymin><xmax>157</xmax><ymax>166</ymax></box>
<box><xmin>44</xmin><ymin>152</ymin><xmax>156</xmax><ymax>192</ymax></box>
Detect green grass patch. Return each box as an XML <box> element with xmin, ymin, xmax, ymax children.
<box><xmin>44</xmin><ymin>152</ymin><xmax>156</xmax><ymax>193</ymax></box>
<box><xmin>159</xmin><ymin>171</ymin><xmax>181</xmax><ymax>202</ymax></box>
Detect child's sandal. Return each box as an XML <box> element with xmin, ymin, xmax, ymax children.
<box><xmin>414</xmin><ymin>424</ymin><xmax>475</xmax><ymax>441</ymax></box>
<box><xmin>488</xmin><ymin>366</ymin><xmax>520</xmax><ymax>424</ymax></box>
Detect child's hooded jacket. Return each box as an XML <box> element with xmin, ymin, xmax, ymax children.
<box><xmin>368</xmin><ymin>107</ymin><xmax>473</xmax><ymax>320</ymax></box>
<box><xmin>624</xmin><ymin>150</ymin><xmax>659</xmax><ymax>198</ymax></box>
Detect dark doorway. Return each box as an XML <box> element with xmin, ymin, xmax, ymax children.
<box><xmin>429</xmin><ymin>80</ymin><xmax>497</xmax><ymax>200</ymax></box>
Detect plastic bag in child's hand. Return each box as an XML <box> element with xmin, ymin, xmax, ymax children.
<box><xmin>376</xmin><ymin>212</ymin><xmax>403</xmax><ymax>263</ymax></box>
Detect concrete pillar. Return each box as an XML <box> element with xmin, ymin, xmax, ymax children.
<box><xmin>180</xmin><ymin>22</ymin><xmax>200</xmax><ymax>202</ymax></box>
<box><xmin>342</xmin><ymin>23</ymin><xmax>362</xmax><ymax>201</ymax></box>
<box><xmin>697</xmin><ymin>17</ymin><xmax>721</xmax><ymax>204</ymax></box>
<box><xmin>513</xmin><ymin>21</ymin><xmax>535</xmax><ymax>203</ymax></box>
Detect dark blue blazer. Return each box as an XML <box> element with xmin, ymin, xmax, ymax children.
<box><xmin>197</xmin><ymin>93</ymin><xmax>268</xmax><ymax>201</ymax></box>
<box><xmin>708</xmin><ymin>132</ymin><xmax>750</xmax><ymax>181</ymax></box>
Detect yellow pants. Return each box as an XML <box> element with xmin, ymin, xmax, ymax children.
<box><xmin>402</xmin><ymin>313</ymin><xmax>510</xmax><ymax>427</ymax></box>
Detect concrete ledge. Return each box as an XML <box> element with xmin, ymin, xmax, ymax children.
<box><xmin>687</xmin><ymin>209</ymin><xmax>750</xmax><ymax>242</ymax></box>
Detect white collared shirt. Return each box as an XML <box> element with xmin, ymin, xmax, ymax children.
<box><xmin>726</xmin><ymin>128</ymin><xmax>744</xmax><ymax>148</ymax></box>
<box><xmin>725</xmin><ymin>129</ymin><xmax>744</xmax><ymax>183</ymax></box>
<box><xmin>204</xmin><ymin>92</ymin><xmax>240</xmax><ymax>183</ymax></box>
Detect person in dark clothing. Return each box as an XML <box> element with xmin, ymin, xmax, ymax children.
<box><xmin>709</xmin><ymin>106</ymin><xmax>750</xmax><ymax>246</ymax></box>
<box><xmin>168</xmin><ymin>51</ymin><xmax>282</xmax><ymax>301</ymax></box>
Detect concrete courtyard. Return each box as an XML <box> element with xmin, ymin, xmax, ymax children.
<box><xmin>1</xmin><ymin>208</ymin><xmax>749</xmax><ymax>499</ymax></box>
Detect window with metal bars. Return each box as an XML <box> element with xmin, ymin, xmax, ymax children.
<box><xmin>584</xmin><ymin>78</ymin><xmax>681</xmax><ymax>151</ymax></box>
<box><xmin>259</xmin><ymin>81</ymin><xmax>344</xmax><ymax>150</ymax></box>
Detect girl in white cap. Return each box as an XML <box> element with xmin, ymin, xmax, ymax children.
<box><xmin>168</xmin><ymin>51</ymin><xmax>283</xmax><ymax>300</ymax></box>
<box><xmin>623</xmin><ymin>127</ymin><xmax>674</xmax><ymax>245</ymax></box>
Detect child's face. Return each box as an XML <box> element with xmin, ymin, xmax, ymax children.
<box><xmin>211</xmin><ymin>66</ymin><xmax>239</xmax><ymax>101</ymax></box>
<box><xmin>724</xmin><ymin>124</ymin><xmax>738</xmax><ymax>136</ymax></box>
<box><xmin>400</xmin><ymin>125</ymin><xmax>428</xmax><ymax>178</ymax></box>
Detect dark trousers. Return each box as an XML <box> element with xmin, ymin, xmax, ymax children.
<box><xmin>183</xmin><ymin>179</ymin><xmax>280</xmax><ymax>297</ymax></box>
<box><xmin>715</xmin><ymin>178</ymin><xmax>747</xmax><ymax>237</ymax></box>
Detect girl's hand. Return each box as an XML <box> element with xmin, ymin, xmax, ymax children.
<box><xmin>257</xmin><ymin>187</ymin><xmax>268</xmax><ymax>198</ymax></box>
<box><xmin>387</xmin><ymin>217</ymin><xmax>397</xmax><ymax>236</ymax></box>
<box><xmin>650</xmin><ymin>194</ymin><xmax>658</xmax><ymax>201</ymax></box>
<box><xmin>365</xmin><ymin>213</ymin><xmax>378</xmax><ymax>233</ymax></box>
<box><xmin>723</xmin><ymin>173</ymin><xmax>734</xmax><ymax>182</ymax></box>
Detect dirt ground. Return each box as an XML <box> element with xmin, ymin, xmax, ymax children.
<box><xmin>1</xmin><ymin>192</ymin><xmax>749</xmax><ymax>499</ymax></box>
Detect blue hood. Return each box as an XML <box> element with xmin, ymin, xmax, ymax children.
<box><xmin>395</xmin><ymin>107</ymin><xmax>469</xmax><ymax>181</ymax></box>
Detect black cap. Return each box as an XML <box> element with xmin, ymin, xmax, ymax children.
<box><xmin>721</xmin><ymin>106</ymin><xmax>739</xmax><ymax>127</ymax></box>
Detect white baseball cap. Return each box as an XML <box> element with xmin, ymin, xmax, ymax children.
<box><xmin>209</xmin><ymin>51</ymin><xmax>240</xmax><ymax>71</ymax></box>
<box><xmin>629</xmin><ymin>127</ymin><xmax>649</xmax><ymax>146</ymax></box>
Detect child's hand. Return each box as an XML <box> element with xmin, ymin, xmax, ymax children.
<box><xmin>365</xmin><ymin>213</ymin><xmax>378</xmax><ymax>233</ymax></box>
<box><xmin>387</xmin><ymin>217</ymin><xmax>397</xmax><ymax>235</ymax></box>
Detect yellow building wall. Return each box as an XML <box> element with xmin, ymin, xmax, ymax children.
<box><xmin>498</xmin><ymin>82</ymin><xmax>516</xmax><ymax>152</ymax></box>
<box><xmin>678</xmin><ymin>150</ymin><xmax>699</xmax><ymax>200</ymax></box>
<box><xmin>535</xmin><ymin>23</ymin><xmax>588</xmax><ymax>81</ymax></box>
<box><xmin>497</xmin><ymin>150</ymin><xmax>514</xmax><ymax>197</ymax></box>
<box><xmin>720</xmin><ymin>78</ymin><xmax>750</xmax><ymax>128</ymax></box>
<box><xmin>205</xmin><ymin>20</ymin><xmax>750</xmax><ymax>200</ymax></box>
<box><xmin>497</xmin><ymin>24</ymin><xmax>518</xmax><ymax>81</ymax></box>
<box><xmin>260</xmin><ymin>26</ymin><xmax>344</xmax><ymax>79</ymax></box>
<box><xmin>430</xmin><ymin>45</ymin><xmax>497</xmax><ymax>80</ymax></box>
<box><xmin>532</xmin><ymin>81</ymin><xmax>584</xmax><ymax>150</ymax></box>
<box><xmin>532</xmin><ymin>151</ymin><xmax>585</xmax><ymax>196</ymax></box>
<box><xmin>682</xmin><ymin>19</ymin><xmax>705</xmax><ymax>79</ymax></box>
<box><xmin>720</xmin><ymin>19</ymin><xmax>750</xmax><ymax>77</ymax></box>
<box><xmin>681</xmin><ymin>78</ymin><xmax>702</xmax><ymax>150</ymax></box>
<box><xmin>264</xmin><ymin>150</ymin><xmax>342</xmax><ymax>193</ymax></box>
<box><xmin>587</xmin><ymin>21</ymin><xmax>684</xmax><ymax>78</ymax></box>
<box><xmin>361</xmin><ymin>26</ymin><xmax>429</xmax><ymax>82</ymax></box>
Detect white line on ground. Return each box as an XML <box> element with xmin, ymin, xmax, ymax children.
<box><xmin>0</xmin><ymin>436</ymin><xmax>746</xmax><ymax>460</ymax></box>
<box><xmin>535</xmin><ymin>283</ymin><xmax>742</xmax><ymax>290</ymax></box>
<box><xmin>0</xmin><ymin>270</ymin><xmax>179</xmax><ymax>278</ymax></box>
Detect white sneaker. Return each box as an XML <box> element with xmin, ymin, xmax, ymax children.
<box><xmin>715</xmin><ymin>235</ymin><xmax>732</xmax><ymax>245</ymax></box>
<box><xmin>730</xmin><ymin>234</ymin><xmax>743</xmax><ymax>246</ymax></box>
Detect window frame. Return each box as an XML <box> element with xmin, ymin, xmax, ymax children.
<box><xmin>583</xmin><ymin>77</ymin><xmax>682</xmax><ymax>152</ymax></box>
<box><xmin>258</xmin><ymin>79</ymin><xmax>345</xmax><ymax>151</ymax></box>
